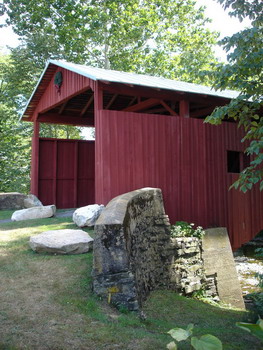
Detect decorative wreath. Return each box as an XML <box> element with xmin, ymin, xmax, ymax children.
<box><xmin>54</xmin><ymin>71</ymin><xmax>63</xmax><ymax>93</ymax></box>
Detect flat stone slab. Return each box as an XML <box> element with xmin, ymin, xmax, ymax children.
<box><xmin>11</xmin><ymin>205</ymin><xmax>56</xmax><ymax>221</ymax></box>
<box><xmin>202</xmin><ymin>227</ymin><xmax>245</xmax><ymax>309</ymax></box>
<box><xmin>29</xmin><ymin>229</ymin><xmax>93</xmax><ymax>254</ymax></box>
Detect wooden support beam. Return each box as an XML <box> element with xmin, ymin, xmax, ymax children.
<box><xmin>30</xmin><ymin>120</ymin><xmax>40</xmax><ymax>196</ymax></box>
<box><xmin>160</xmin><ymin>100</ymin><xmax>179</xmax><ymax>117</ymax></box>
<box><xmin>123</xmin><ymin>98</ymin><xmax>160</xmax><ymax>112</ymax></box>
<box><xmin>179</xmin><ymin>100</ymin><xmax>190</xmax><ymax>118</ymax></box>
<box><xmin>38</xmin><ymin>113</ymin><xmax>94</xmax><ymax>127</ymax></box>
<box><xmin>94</xmin><ymin>81</ymin><xmax>103</xmax><ymax>111</ymax></box>
<box><xmin>59</xmin><ymin>101</ymin><xmax>68</xmax><ymax>114</ymax></box>
<box><xmin>80</xmin><ymin>94</ymin><xmax>94</xmax><ymax>116</ymax></box>
<box><xmin>105</xmin><ymin>94</ymin><xmax>118</xmax><ymax>109</ymax></box>
<box><xmin>94</xmin><ymin>81</ymin><xmax>103</xmax><ymax>204</ymax></box>
<box><xmin>127</xmin><ymin>96</ymin><xmax>137</xmax><ymax>107</ymax></box>
<box><xmin>38</xmin><ymin>87</ymin><xmax>91</xmax><ymax>114</ymax></box>
<box><xmin>100</xmin><ymin>82</ymin><xmax>228</xmax><ymax>104</ymax></box>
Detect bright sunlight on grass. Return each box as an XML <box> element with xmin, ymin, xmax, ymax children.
<box><xmin>0</xmin><ymin>215</ymin><xmax>261</xmax><ymax>350</ymax></box>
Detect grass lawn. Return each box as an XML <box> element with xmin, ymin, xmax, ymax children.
<box><xmin>0</xmin><ymin>211</ymin><xmax>261</xmax><ymax>350</ymax></box>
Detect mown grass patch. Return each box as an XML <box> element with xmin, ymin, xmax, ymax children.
<box><xmin>0</xmin><ymin>216</ymin><xmax>261</xmax><ymax>350</ymax></box>
<box><xmin>0</xmin><ymin>210</ymin><xmax>14</xmax><ymax>220</ymax></box>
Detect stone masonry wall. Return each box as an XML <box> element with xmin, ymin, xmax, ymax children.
<box><xmin>169</xmin><ymin>237</ymin><xmax>206</xmax><ymax>295</ymax></box>
<box><xmin>92</xmin><ymin>188</ymin><xmax>243</xmax><ymax>311</ymax></box>
<box><xmin>92</xmin><ymin>188</ymin><xmax>172</xmax><ymax>310</ymax></box>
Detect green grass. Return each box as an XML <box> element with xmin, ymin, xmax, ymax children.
<box><xmin>0</xmin><ymin>215</ymin><xmax>262</xmax><ymax>350</ymax></box>
<box><xmin>0</xmin><ymin>210</ymin><xmax>14</xmax><ymax>220</ymax></box>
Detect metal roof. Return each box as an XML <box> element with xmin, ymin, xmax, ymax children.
<box><xmin>22</xmin><ymin>59</ymin><xmax>239</xmax><ymax>120</ymax></box>
<box><xmin>49</xmin><ymin>59</ymin><xmax>239</xmax><ymax>99</ymax></box>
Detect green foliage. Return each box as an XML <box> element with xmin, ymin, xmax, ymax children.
<box><xmin>171</xmin><ymin>221</ymin><xmax>205</xmax><ymax>239</ymax></box>
<box><xmin>168</xmin><ymin>323</ymin><xmax>194</xmax><ymax>342</ymax></box>
<box><xmin>236</xmin><ymin>318</ymin><xmax>263</xmax><ymax>342</ymax></box>
<box><xmin>1</xmin><ymin>0</ymin><xmax>219</xmax><ymax>84</ymax></box>
<box><xmin>255</xmin><ymin>248</ymin><xmax>263</xmax><ymax>260</ymax></box>
<box><xmin>0</xmin><ymin>54</ymin><xmax>32</xmax><ymax>192</ymax></box>
<box><xmin>0</xmin><ymin>50</ymin><xmax>83</xmax><ymax>192</ymax></box>
<box><xmin>167</xmin><ymin>323</ymin><xmax>223</xmax><ymax>350</ymax></box>
<box><xmin>247</xmin><ymin>292</ymin><xmax>263</xmax><ymax>318</ymax></box>
<box><xmin>205</xmin><ymin>0</ymin><xmax>263</xmax><ymax>191</ymax></box>
<box><xmin>245</xmin><ymin>270</ymin><xmax>263</xmax><ymax>317</ymax></box>
<box><xmin>190</xmin><ymin>335</ymin><xmax>223</xmax><ymax>350</ymax></box>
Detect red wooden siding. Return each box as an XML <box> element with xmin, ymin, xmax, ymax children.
<box><xmin>95</xmin><ymin>110</ymin><xmax>263</xmax><ymax>249</ymax></box>
<box><xmin>38</xmin><ymin>138</ymin><xmax>95</xmax><ymax>208</ymax></box>
<box><xmin>35</xmin><ymin>68</ymin><xmax>94</xmax><ymax>117</ymax></box>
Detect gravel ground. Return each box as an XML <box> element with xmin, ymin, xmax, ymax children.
<box><xmin>235</xmin><ymin>255</ymin><xmax>263</xmax><ymax>295</ymax></box>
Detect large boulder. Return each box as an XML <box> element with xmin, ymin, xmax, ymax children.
<box><xmin>0</xmin><ymin>192</ymin><xmax>43</xmax><ymax>210</ymax></box>
<box><xmin>29</xmin><ymin>229</ymin><xmax>93</xmax><ymax>254</ymax></box>
<box><xmin>11</xmin><ymin>205</ymin><xmax>56</xmax><ymax>221</ymax></box>
<box><xmin>24</xmin><ymin>194</ymin><xmax>43</xmax><ymax>208</ymax></box>
<box><xmin>0</xmin><ymin>192</ymin><xmax>27</xmax><ymax>210</ymax></box>
<box><xmin>73</xmin><ymin>204</ymin><xmax>104</xmax><ymax>227</ymax></box>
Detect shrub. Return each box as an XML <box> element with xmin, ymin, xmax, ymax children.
<box><xmin>170</xmin><ymin>221</ymin><xmax>205</xmax><ymax>239</ymax></box>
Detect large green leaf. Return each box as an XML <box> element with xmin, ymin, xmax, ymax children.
<box><xmin>236</xmin><ymin>321</ymin><xmax>263</xmax><ymax>342</ymax></box>
<box><xmin>166</xmin><ymin>341</ymin><xmax>177</xmax><ymax>350</ymax></box>
<box><xmin>168</xmin><ymin>326</ymin><xmax>192</xmax><ymax>342</ymax></box>
<box><xmin>191</xmin><ymin>334</ymin><xmax>223</xmax><ymax>350</ymax></box>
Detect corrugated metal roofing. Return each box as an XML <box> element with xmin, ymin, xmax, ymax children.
<box><xmin>49</xmin><ymin>59</ymin><xmax>239</xmax><ymax>99</ymax></box>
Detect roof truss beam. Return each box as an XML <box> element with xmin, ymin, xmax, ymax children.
<box><xmin>59</xmin><ymin>101</ymin><xmax>68</xmax><ymax>114</ymax></box>
<box><xmin>123</xmin><ymin>98</ymin><xmax>160</xmax><ymax>112</ymax></box>
<box><xmin>105</xmin><ymin>94</ymin><xmax>118</xmax><ymax>109</ymax></box>
<box><xmin>160</xmin><ymin>100</ymin><xmax>179</xmax><ymax>117</ymax></box>
<box><xmin>123</xmin><ymin>97</ymin><xmax>179</xmax><ymax>116</ymax></box>
<box><xmin>80</xmin><ymin>94</ymin><xmax>94</xmax><ymax>116</ymax></box>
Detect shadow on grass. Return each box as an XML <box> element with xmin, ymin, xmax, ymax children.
<box><xmin>0</xmin><ymin>216</ymin><xmax>75</xmax><ymax>231</ymax></box>
<box><xmin>0</xmin><ymin>215</ymin><xmax>261</xmax><ymax>350</ymax></box>
<box><xmin>0</xmin><ymin>216</ymin><xmax>94</xmax><ymax>237</ymax></box>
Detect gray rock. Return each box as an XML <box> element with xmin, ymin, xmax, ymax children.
<box><xmin>24</xmin><ymin>194</ymin><xmax>43</xmax><ymax>208</ymax></box>
<box><xmin>93</xmin><ymin>188</ymin><xmax>171</xmax><ymax>311</ymax></box>
<box><xmin>0</xmin><ymin>192</ymin><xmax>27</xmax><ymax>209</ymax></box>
<box><xmin>11</xmin><ymin>205</ymin><xmax>56</xmax><ymax>221</ymax></box>
<box><xmin>202</xmin><ymin>227</ymin><xmax>245</xmax><ymax>309</ymax></box>
<box><xmin>0</xmin><ymin>192</ymin><xmax>43</xmax><ymax>210</ymax></box>
<box><xmin>73</xmin><ymin>204</ymin><xmax>104</xmax><ymax>227</ymax></box>
<box><xmin>29</xmin><ymin>229</ymin><xmax>93</xmax><ymax>254</ymax></box>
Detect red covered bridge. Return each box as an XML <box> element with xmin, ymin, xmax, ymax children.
<box><xmin>22</xmin><ymin>60</ymin><xmax>263</xmax><ymax>250</ymax></box>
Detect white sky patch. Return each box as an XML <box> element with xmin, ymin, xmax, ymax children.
<box><xmin>81</xmin><ymin>127</ymin><xmax>95</xmax><ymax>140</ymax></box>
<box><xmin>195</xmin><ymin>0</ymin><xmax>251</xmax><ymax>61</ymax></box>
<box><xmin>0</xmin><ymin>15</ymin><xmax>20</xmax><ymax>52</ymax></box>
<box><xmin>195</xmin><ymin>0</ymin><xmax>251</xmax><ymax>38</ymax></box>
